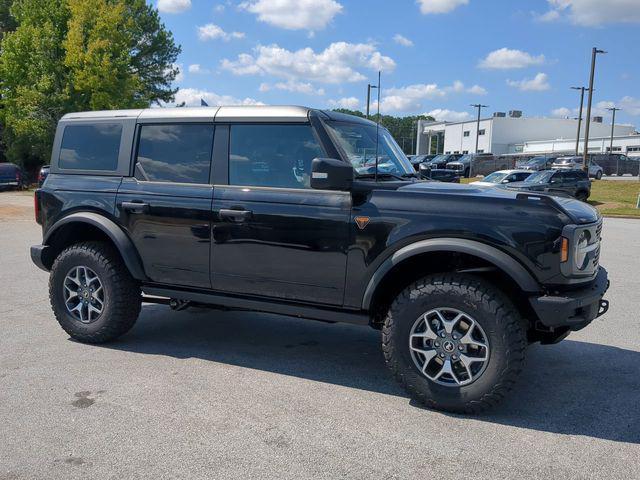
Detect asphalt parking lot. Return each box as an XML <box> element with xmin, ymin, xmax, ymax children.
<box><xmin>1</xmin><ymin>190</ymin><xmax>639</xmax><ymax>479</ymax></box>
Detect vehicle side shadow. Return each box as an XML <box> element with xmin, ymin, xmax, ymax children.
<box><xmin>95</xmin><ymin>305</ymin><xmax>639</xmax><ymax>444</ymax></box>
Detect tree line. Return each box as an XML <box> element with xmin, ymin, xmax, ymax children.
<box><xmin>0</xmin><ymin>0</ymin><xmax>180</xmax><ymax>174</ymax></box>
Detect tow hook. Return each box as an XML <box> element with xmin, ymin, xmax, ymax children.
<box><xmin>169</xmin><ymin>299</ymin><xmax>191</xmax><ymax>311</ymax></box>
<box><xmin>597</xmin><ymin>299</ymin><xmax>609</xmax><ymax>318</ymax></box>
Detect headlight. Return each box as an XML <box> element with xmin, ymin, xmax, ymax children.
<box><xmin>574</xmin><ymin>230</ymin><xmax>591</xmax><ymax>270</ymax></box>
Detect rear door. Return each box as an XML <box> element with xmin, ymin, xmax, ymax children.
<box><xmin>210</xmin><ymin>123</ymin><xmax>351</xmax><ymax>306</ymax></box>
<box><xmin>116</xmin><ymin>122</ymin><xmax>215</xmax><ymax>288</ymax></box>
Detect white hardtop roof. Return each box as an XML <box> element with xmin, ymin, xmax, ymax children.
<box><xmin>61</xmin><ymin>105</ymin><xmax>315</xmax><ymax>122</ymax></box>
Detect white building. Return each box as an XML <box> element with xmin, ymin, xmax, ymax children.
<box><xmin>416</xmin><ymin>112</ymin><xmax>637</xmax><ymax>156</ymax></box>
<box><xmin>522</xmin><ymin>134</ymin><xmax>640</xmax><ymax>157</ymax></box>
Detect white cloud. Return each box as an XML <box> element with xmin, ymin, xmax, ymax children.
<box><xmin>393</xmin><ymin>34</ymin><xmax>414</xmax><ymax>47</ymax></box>
<box><xmin>468</xmin><ymin>84</ymin><xmax>488</xmax><ymax>95</ymax></box>
<box><xmin>260</xmin><ymin>80</ymin><xmax>325</xmax><ymax>95</ymax></box>
<box><xmin>551</xmin><ymin>107</ymin><xmax>575</xmax><ymax>117</ymax></box>
<box><xmin>378</xmin><ymin>80</ymin><xmax>488</xmax><ymax>113</ymax></box>
<box><xmin>533</xmin><ymin>8</ymin><xmax>561</xmax><ymax>22</ymax></box>
<box><xmin>198</xmin><ymin>24</ymin><xmax>245</xmax><ymax>41</ymax></box>
<box><xmin>416</xmin><ymin>0</ymin><xmax>468</xmax><ymax>14</ymax></box>
<box><xmin>214</xmin><ymin>4</ymin><xmax>225</xmax><ymax>13</ymax></box>
<box><xmin>541</xmin><ymin>0</ymin><xmax>640</xmax><ymax>26</ymax></box>
<box><xmin>426</xmin><ymin>109</ymin><xmax>472</xmax><ymax>122</ymax></box>
<box><xmin>157</xmin><ymin>0</ymin><xmax>191</xmax><ymax>14</ymax></box>
<box><xmin>221</xmin><ymin>42</ymin><xmax>395</xmax><ymax>84</ymax></box>
<box><xmin>328</xmin><ymin>97</ymin><xmax>361</xmax><ymax>110</ymax></box>
<box><xmin>173</xmin><ymin>88</ymin><xmax>264</xmax><ymax>107</ymax></box>
<box><xmin>479</xmin><ymin>48</ymin><xmax>545</xmax><ymax>69</ymax></box>
<box><xmin>188</xmin><ymin>64</ymin><xmax>210</xmax><ymax>74</ymax></box>
<box><xmin>240</xmin><ymin>0</ymin><xmax>343</xmax><ymax>32</ymax></box>
<box><xmin>506</xmin><ymin>73</ymin><xmax>551</xmax><ymax>91</ymax></box>
<box><xmin>597</xmin><ymin>97</ymin><xmax>640</xmax><ymax>116</ymax></box>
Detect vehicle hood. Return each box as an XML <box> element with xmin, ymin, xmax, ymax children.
<box><xmin>398</xmin><ymin>181</ymin><xmax>599</xmax><ymax>224</ymax></box>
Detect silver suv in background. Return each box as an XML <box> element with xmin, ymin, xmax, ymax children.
<box><xmin>519</xmin><ymin>156</ymin><xmax>557</xmax><ymax>172</ymax></box>
<box><xmin>552</xmin><ymin>156</ymin><xmax>603</xmax><ymax>179</ymax></box>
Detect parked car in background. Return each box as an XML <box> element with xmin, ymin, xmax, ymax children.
<box><xmin>506</xmin><ymin>169</ymin><xmax>591</xmax><ymax>201</ymax></box>
<box><xmin>0</xmin><ymin>162</ymin><xmax>27</xmax><ymax>190</ymax></box>
<box><xmin>38</xmin><ymin>165</ymin><xmax>50</xmax><ymax>187</ymax></box>
<box><xmin>446</xmin><ymin>153</ymin><xmax>512</xmax><ymax>177</ymax></box>
<box><xmin>418</xmin><ymin>163</ymin><xmax>460</xmax><ymax>182</ymax></box>
<box><xmin>552</xmin><ymin>156</ymin><xmax>603</xmax><ymax>179</ymax></box>
<box><xmin>519</xmin><ymin>156</ymin><xmax>557</xmax><ymax>172</ymax></box>
<box><xmin>590</xmin><ymin>153</ymin><xmax>640</xmax><ymax>176</ymax></box>
<box><xmin>407</xmin><ymin>154</ymin><xmax>437</xmax><ymax>171</ymax></box>
<box><xmin>470</xmin><ymin>169</ymin><xmax>531</xmax><ymax>187</ymax></box>
<box><xmin>424</xmin><ymin>153</ymin><xmax>463</xmax><ymax>169</ymax></box>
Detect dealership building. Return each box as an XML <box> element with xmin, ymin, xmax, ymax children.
<box><xmin>415</xmin><ymin>112</ymin><xmax>638</xmax><ymax>156</ymax></box>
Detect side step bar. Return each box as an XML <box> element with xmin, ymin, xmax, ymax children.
<box><xmin>142</xmin><ymin>286</ymin><xmax>370</xmax><ymax>326</ymax></box>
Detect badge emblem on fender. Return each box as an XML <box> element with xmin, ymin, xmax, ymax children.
<box><xmin>355</xmin><ymin>216</ymin><xmax>370</xmax><ymax>230</ymax></box>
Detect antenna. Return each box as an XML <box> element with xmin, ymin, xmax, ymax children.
<box><xmin>374</xmin><ymin>71</ymin><xmax>381</xmax><ymax>182</ymax></box>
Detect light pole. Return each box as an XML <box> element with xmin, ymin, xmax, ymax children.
<box><xmin>366</xmin><ymin>83</ymin><xmax>378</xmax><ymax>119</ymax></box>
<box><xmin>570</xmin><ymin>86</ymin><xmax>588</xmax><ymax>156</ymax></box>
<box><xmin>582</xmin><ymin>47</ymin><xmax>607</xmax><ymax>171</ymax></box>
<box><xmin>470</xmin><ymin>104</ymin><xmax>488</xmax><ymax>154</ymax></box>
<box><xmin>607</xmin><ymin>106</ymin><xmax>621</xmax><ymax>174</ymax></box>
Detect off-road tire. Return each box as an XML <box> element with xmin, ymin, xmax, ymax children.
<box><xmin>382</xmin><ymin>273</ymin><xmax>526</xmax><ymax>414</ymax></box>
<box><xmin>49</xmin><ymin>241</ymin><xmax>141</xmax><ymax>343</ymax></box>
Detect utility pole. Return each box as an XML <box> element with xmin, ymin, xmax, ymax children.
<box><xmin>570</xmin><ymin>86</ymin><xmax>587</xmax><ymax>156</ymax></box>
<box><xmin>607</xmin><ymin>107</ymin><xmax>621</xmax><ymax>174</ymax></box>
<box><xmin>582</xmin><ymin>47</ymin><xmax>607</xmax><ymax>171</ymax></box>
<box><xmin>366</xmin><ymin>83</ymin><xmax>378</xmax><ymax>119</ymax></box>
<box><xmin>470</xmin><ymin>104</ymin><xmax>488</xmax><ymax>154</ymax></box>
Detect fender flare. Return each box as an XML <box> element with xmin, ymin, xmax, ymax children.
<box><xmin>362</xmin><ymin>238</ymin><xmax>540</xmax><ymax>310</ymax></box>
<box><xmin>44</xmin><ymin>212</ymin><xmax>147</xmax><ymax>281</ymax></box>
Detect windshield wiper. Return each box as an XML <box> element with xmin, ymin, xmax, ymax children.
<box><xmin>355</xmin><ymin>172</ymin><xmax>406</xmax><ymax>181</ymax></box>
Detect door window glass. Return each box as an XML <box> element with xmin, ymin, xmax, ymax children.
<box><xmin>229</xmin><ymin>124</ymin><xmax>324</xmax><ymax>188</ymax></box>
<box><xmin>135</xmin><ymin>124</ymin><xmax>214</xmax><ymax>184</ymax></box>
<box><xmin>60</xmin><ymin>123</ymin><xmax>122</xmax><ymax>170</ymax></box>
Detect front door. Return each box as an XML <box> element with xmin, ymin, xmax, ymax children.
<box><xmin>116</xmin><ymin>123</ymin><xmax>215</xmax><ymax>288</ymax></box>
<box><xmin>210</xmin><ymin>123</ymin><xmax>351</xmax><ymax>306</ymax></box>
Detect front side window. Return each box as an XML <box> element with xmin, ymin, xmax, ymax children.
<box><xmin>60</xmin><ymin>123</ymin><xmax>122</xmax><ymax>170</ymax></box>
<box><xmin>324</xmin><ymin>121</ymin><xmax>413</xmax><ymax>176</ymax></box>
<box><xmin>135</xmin><ymin>124</ymin><xmax>214</xmax><ymax>184</ymax></box>
<box><xmin>229</xmin><ymin>124</ymin><xmax>324</xmax><ymax>189</ymax></box>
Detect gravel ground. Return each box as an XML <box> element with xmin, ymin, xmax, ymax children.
<box><xmin>0</xmin><ymin>191</ymin><xmax>638</xmax><ymax>480</ymax></box>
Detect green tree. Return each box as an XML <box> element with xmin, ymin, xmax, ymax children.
<box><xmin>333</xmin><ymin>109</ymin><xmax>434</xmax><ymax>155</ymax></box>
<box><xmin>0</xmin><ymin>0</ymin><xmax>180</xmax><ymax>171</ymax></box>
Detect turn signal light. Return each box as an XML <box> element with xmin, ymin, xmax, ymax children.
<box><xmin>560</xmin><ymin>237</ymin><xmax>569</xmax><ymax>263</ymax></box>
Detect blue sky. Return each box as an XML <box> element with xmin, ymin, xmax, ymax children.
<box><xmin>155</xmin><ymin>0</ymin><xmax>640</xmax><ymax>127</ymax></box>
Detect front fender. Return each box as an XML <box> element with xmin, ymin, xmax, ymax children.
<box><xmin>361</xmin><ymin>238</ymin><xmax>540</xmax><ymax>310</ymax></box>
<box><xmin>42</xmin><ymin>212</ymin><xmax>147</xmax><ymax>281</ymax></box>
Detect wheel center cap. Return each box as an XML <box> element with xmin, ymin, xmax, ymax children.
<box><xmin>443</xmin><ymin>341</ymin><xmax>455</xmax><ymax>353</ymax></box>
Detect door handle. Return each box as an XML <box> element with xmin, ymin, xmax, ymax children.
<box><xmin>121</xmin><ymin>201</ymin><xmax>149</xmax><ymax>214</ymax></box>
<box><xmin>219</xmin><ymin>209</ymin><xmax>252</xmax><ymax>222</ymax></box>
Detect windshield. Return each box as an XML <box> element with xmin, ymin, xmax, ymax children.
<box><xmin>524</xmin><ymin>170</ymin><xmax>554</xmax><ymax>184</ymax></box>
<box><xmin>482</xmin><ymin>172</ymin><xmax>508</xmax><ymax>183</ymax></box>
<box><xmin>457</xmin><ymin>155</ymin><xmax>473</xmax><ymax>163</ymax></box>
<box><xmin>525</xmin><ymin>156</ymin><xmax>546</xmax><ymax>165</ymax></box>
<box><xmin>324</xmin><ymin>121</ymin><xmax>414</xmax><ymax>176</ymax></box>
<box><xmin>430</xmin><ymin>154</ymin><xmax>448</xmax><ymax>163</ymax></box>
<box><xmin>555</xmin><ymin>157</ymin><xmax>577</xmax><ymax>164</ymax></box>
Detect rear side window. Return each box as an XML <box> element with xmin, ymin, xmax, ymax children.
<box><xmin>135</xmin><ymin>124</ymin><xmax>214</xmax><ymax>184</ymax></box>
<box><xmin>229</xmin><ymin>124</ymin><xmax>324</xmax><ymax>189</ymax></box>
<box><xmin>59</xmin><ymin>124</ymin><xmax>122</xmax><ymax>170</ymax></box>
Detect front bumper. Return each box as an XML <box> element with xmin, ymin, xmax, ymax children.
<box><xmin>529</xmin><ymin>266</ymin><xmax>609</xmax><ymax>330</ymax></box>
<box><xmin>30</xmin><ymin>244</ymin><xmax>52</xmax><ymax>272</ymax></box>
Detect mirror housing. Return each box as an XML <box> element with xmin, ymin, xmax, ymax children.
<box><xmin>310</xmin><ymin>158</ymin><xmax>353</xmax><ymax>190</ymax></box>
<box><xmin>418</xmin><ymin>162</ymin><xmax>432</xmax><ymax>179</ymax></box>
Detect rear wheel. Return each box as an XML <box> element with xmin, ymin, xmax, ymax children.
<box><xmin>49</xmin><ymin>241</ymin><xmax>141</xmax><ymax>343</ymax></box>
<box><xmin>382</xmin><ymin>273</ymin><xmax>526</xmax><ymax>413</ymax></box>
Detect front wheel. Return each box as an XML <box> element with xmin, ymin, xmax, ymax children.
<box><xmin>49</xmin><ymin>241</ymin><xmax>141</xmax><ymax>343</ymax></box>
<box><xmin>595</xmin><ymin>170</ymin><xmax>602</xmax><ymax>180</ymax></box>
<box><xmin>382</xmin><ymin>274</ymin><xmax>526</xmax><ymax>413</ymax></box>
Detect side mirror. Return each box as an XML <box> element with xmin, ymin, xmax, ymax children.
<box><xmin>310</xmin><ymin>158</ymin><xmax>354</xmax><ymax>191</ymax></box>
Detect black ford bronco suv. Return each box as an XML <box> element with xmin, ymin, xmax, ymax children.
<box><xmin>31</xmin><ymin>106</ymin><xmax>609</xmax><ymax>413</ymax></box>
